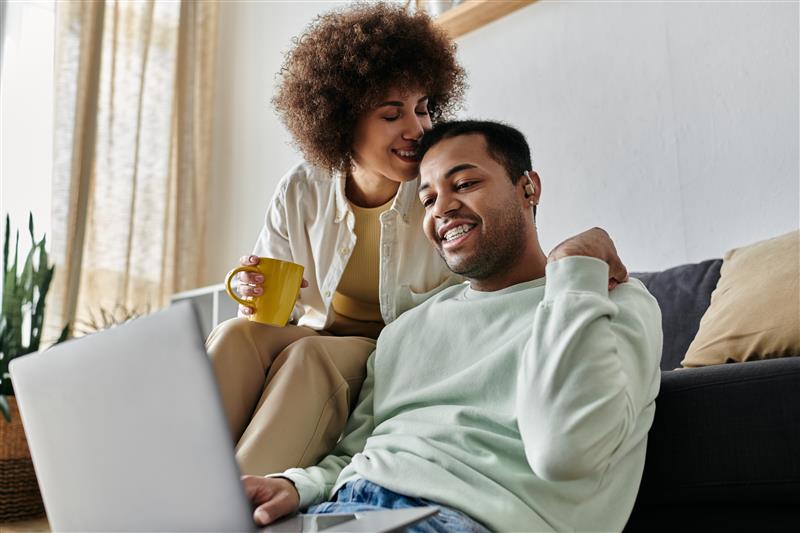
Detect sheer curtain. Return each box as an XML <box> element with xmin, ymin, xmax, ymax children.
<box><xmin>45</xmin><ymin>0</ymin><xmax>218</xmax><ymax>340</ymax></box>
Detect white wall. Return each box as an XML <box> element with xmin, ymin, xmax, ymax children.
<box><xmin>206</xmin><ymin>1</ymin><xmax>342</xmax><ymax>285</ymax></box>
<box><xmin>456</xmin><ymin>0</ymin><xmax>799</xmax><ymax>270</ymax></box>
<box><xmin>206</xmin><ymin>0</ymin><xmax>799</xmax><ymax>285</ymax></box>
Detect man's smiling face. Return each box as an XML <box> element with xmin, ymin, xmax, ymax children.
<box><xmin>418</xmin><ymin>133</ymin><xmax>529</xmax><ymax>280</ymax></box>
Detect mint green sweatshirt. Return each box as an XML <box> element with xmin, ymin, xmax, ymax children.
<box><xmin>279</xmin><ymin>256</ymin><xmax>662</xmax><ymax>532</ymax></box>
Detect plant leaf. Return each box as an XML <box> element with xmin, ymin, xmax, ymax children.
<box><xmin>13</xmin><ymin>228</ymin><xmax>19</xmax><ymax>280</ymax></box>
<box><xmin>56</xmin><ymin>323</ymin><xmax>71</xmax><ymax>344</ymax></box>
<box><xmin>28</xmin><ymin>212</ymin><xmax>34</xmax><ymax>247</ymax></box>
<box><xmin>0</xmin><ymin>213</ymin><xmax>55</xmax><ymax>373</ymax></box>
<box><xmin>21</xmin><ymin>241</ymin><xmax>35</xmax><ymax>300</ymax></box>
<box><xmin>0</xmin><ymin>394</ymin><xmax>10</xmax><ymax>422</ymax></box>
<box><xmin>3</xmin><ymin>214</ymin><xmax>9</xmax><ymax>278</ymax></box>
<box><xmin>100</xmin><ymin>306</ymin><xmax>113</xmax><ymax>328</ymax></box>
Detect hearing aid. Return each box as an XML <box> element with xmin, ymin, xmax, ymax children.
<box><xmin>524</xmin><ymin>170</ymin><xmax>535</xmax><ymax>197</ymax></box>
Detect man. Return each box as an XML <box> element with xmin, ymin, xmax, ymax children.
<box><xmin>243</xmin><ymin>121</ymin><xmax>662</xmax><ymax>532</ymax></box>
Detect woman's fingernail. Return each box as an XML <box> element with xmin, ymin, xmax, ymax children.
<box><xmin>249</xmin><ymin>255</ymin><xmax>258</xmax><ymax>262</ymax></box>
<box><xmin>254</xmin><ymin>287</ymin><xmax>263</xmax><ymax>295</ymax></box>
<box><xmin>255</xmin><ymin>510</ymin><xmax>269</xmax><ymax>524</ymax></box>
<box><xmin>255</xmin><ymin>276</ymin><xmax>264</xmax><ymax>282</ymax></box>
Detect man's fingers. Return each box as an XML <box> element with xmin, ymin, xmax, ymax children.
<box><xmin>241</xmin><ymin>475</ymin><xmax>272</xmax><ymax>501</ymax></box>
<box><xmin>607</xmin><ymin>254</ymin><xmax>628</xmax><ymax>281</ymax></box>
<box><xmin>548</xmin><ymin>227</ymin><xmax>630</xmax><ymax>290</ymax></box>
<box><xmin>253</xmin><ymin>491</ymin><xmax>296</xmax><ymax>526</ymax></box>
<box><xmin>241</xmin><ymin>476</ymin><xmax>300</xmax><ymax>526</ymax></box>
<box><xmin>608</xmin><ymin>259</ymin><xmax>628</xmax><ymax>291</ymax></box>
<box><xmin>242</xmin><ymin>476</ymin><xmax>282</xmax><ymax>507</ymax></box>
<box><xmin>614</xmin><ymin>263</ymin><xmax>629</xmax><ymax>284</ymax></box>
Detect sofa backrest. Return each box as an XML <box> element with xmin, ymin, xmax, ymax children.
<box><xmin>631</xmin><ymin>259</ymin><xmax>722</xmax><ymax>370</ymax></box>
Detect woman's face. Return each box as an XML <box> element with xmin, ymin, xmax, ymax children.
<box><xmin>351</xmin><ymin>88</ymin><xmax>433</xmax><ymax>183</ymax></box>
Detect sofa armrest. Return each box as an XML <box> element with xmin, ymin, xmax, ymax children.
<box><xmin>637</xmin><ymin>357</ymin><xmax>800</xmax><ymax>505</ymax></box>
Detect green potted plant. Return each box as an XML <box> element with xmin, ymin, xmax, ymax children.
<box><xmin>0</xmin><ymin>213</ymin><xmax>67</xmax><ymax>522</ymax></box>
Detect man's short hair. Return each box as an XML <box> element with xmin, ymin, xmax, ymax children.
<box><xmin>417</xmin><ymin>120</ymin><xmax>533</xmax><ymax>185</ymax></box>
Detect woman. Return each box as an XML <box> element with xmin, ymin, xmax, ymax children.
<box><xmin>206</xmin><ymin>3</ymin><xmax>466</xmax><ymax>476</ymax></box>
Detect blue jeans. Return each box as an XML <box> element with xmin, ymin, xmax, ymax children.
<box><xmin>307</xmin><ymin>479</ymin><xmax>492</xmax><ymax>533</ymax></box>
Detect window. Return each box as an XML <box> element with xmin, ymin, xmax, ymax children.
<box><xmin>0</xmin><ymin>0</ymin><xmax>55</xmax><ymax>260</ymax></box>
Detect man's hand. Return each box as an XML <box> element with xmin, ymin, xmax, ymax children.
<box><xmin>242</xmin><ymin>475</ymin><xmax>300</xmax><ymax>526</ymax></box>
<box><xmin>547</xmin><ymin>227</ymin><xmax>629</xmax><ymax>290</ymax></box>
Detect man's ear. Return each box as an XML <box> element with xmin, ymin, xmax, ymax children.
<box><xmin>518</xmin><ymin>170</ymin><xmax>542</xmax><ymax>206</ymax></box>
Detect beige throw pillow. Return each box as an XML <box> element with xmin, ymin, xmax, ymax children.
<box><xmin>681</xmin><ymin>230</ymin><xmax>800</xmax><ymax>367</ymax></box>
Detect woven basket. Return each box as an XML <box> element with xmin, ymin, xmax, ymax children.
<box><xmin>0</xmin><ymin>396</ymin><xmax>46</xmax><ymax>522</ymax></box>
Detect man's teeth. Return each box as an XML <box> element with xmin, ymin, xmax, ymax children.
<box><xmin>443</xmin><ymin>224</ymin><xmax>474</xmax><ymax>241</ymax></box>
<box><xmin>396</xmin><ymin>150</ymin><xmax>416</xmax><ymax>158</ymax></box>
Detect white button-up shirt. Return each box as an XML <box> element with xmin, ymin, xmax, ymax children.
<box><xmin>252</xmin><ymin>162</ymin><xmax>462</xmax><ymax>330</ymax></box>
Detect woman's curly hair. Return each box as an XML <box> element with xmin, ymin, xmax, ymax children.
<box><xmin>272</xmin><ymin>3</ymin><xmax>467</xmax><ymax>173</ymax></box>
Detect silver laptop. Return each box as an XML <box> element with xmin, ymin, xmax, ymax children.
<box><xmin>10</xmin><ymin>302</ymin><xmax>437</xmax><ymax>532</ymax></box>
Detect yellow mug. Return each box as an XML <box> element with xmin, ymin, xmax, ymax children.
<box><xmin>224</xmin><ymin>257</ymin><xmax>304</xmax><ymax>326</ymax></box>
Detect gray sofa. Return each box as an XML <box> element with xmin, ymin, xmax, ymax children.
<box><xmin>624</xmin><ymin>259</ymin><xmax>800</xmax><ymax>531</ymax></box>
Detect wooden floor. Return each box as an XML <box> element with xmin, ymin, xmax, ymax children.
<box><xmin>0</xmin><ymin>517</ymin><xmax>49</xmax><ymax>532</ymax></box>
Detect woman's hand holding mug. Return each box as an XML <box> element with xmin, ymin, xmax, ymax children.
<box><xmin>226</xmin><ymin>255</ymin><xmax>308</xmax><ymax>326</ymax></box>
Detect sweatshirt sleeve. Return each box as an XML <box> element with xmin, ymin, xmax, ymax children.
<box><xmin>269</xmin><ymin>352</ymin><xmax>377</xmax><ymax>508</ymax></box>
<box><xmin>517</xmin><ymin>255</ymin><xmax>662</xmax><ymax>482</ymax></box>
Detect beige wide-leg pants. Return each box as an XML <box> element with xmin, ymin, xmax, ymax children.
<box><xmin>205</xmin><ymin>318</ymin><xmax>376</xmax><ymax>476</ymax></box>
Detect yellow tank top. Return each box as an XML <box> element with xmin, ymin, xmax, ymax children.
<box><xmin>332</xmin><ymin>198</ymin><xmax>393</xmax><ymax>322</ymax></box>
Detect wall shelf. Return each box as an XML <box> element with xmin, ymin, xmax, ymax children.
<box><xmin>435</xmin><ymin>0</ymin><xmax>537</xmax><ymax>39</ymax></box>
